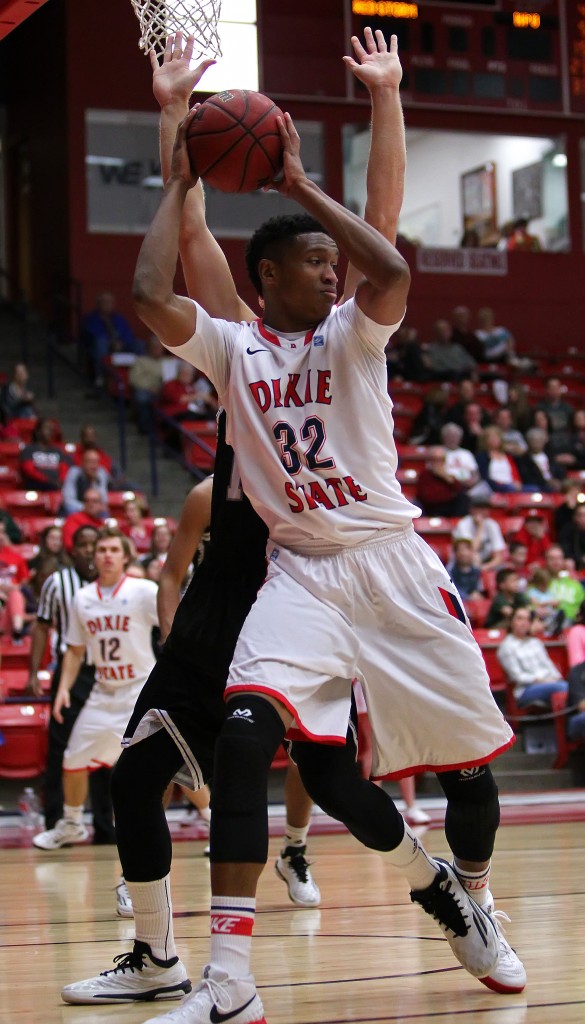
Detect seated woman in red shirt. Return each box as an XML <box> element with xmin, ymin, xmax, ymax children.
<box><xmin>157</xmin><ymin>363</ymin><xmax>218</xmax><ymax>422</ymax></box>
<box><xmin>120</xmin><ymin>497</ymin><xmax>153</xmax><ymax>555</ymax></box>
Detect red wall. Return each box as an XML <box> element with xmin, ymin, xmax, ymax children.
<box><xmin>1</xmin><ymin>0</ymin><xmax>584</xmax><ymax>351</ymax></box>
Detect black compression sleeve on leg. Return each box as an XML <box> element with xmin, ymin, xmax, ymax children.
<box><xmin>438</xmin><ymin>765</ymin><xmax>500</xmax><ymax>863</ymax></box>
<box><xmin>112</xmin><ymin>729</ymin><xmax>185</xmax><ymax>882</ymax></box>
<box><xmin>294</xmin><ymin>731</ymin><xmax>405</xmax><ymax>851</ymax></box>
<box><xmin>210</xmin><ymin>695</ymin><xmax>285</xmax><ymax>864</ymax></box>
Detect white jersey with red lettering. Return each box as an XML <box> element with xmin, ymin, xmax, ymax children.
<box><xmin>171</xmin><ymin>297</ymin><xmax>420</xmax><ymax>555</ymax></box>
<box><xmin>65</xmin><ymin>575</ymin><xmax>159</xmax><ymax>689</ymax></box>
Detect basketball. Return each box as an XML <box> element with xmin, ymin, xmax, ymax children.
<box><xmin>186</xmin><ymin>89</ymin><xmax>284</xmax><ymax>194</ymax></box>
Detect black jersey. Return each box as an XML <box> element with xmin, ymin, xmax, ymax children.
<box><xmin>164</xmin><ymin>410</ymin><xmax>268</xmax><ymax>678</ymax></box>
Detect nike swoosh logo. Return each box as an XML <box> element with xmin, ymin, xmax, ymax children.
<box><xmin>246</xmin><ymin>346</ymin><xmax>264</xmax><ymax>355</ymax></box>
<box><xmin>210</xmin><ymin>994</ymin><xmax>257</xmax><ymax>1022</ymax></box>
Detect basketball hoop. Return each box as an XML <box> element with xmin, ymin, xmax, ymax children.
<box><xmin>130</xmin><ymin>0</ymin><xmax>222</xmax><ymax>60</ymax></box>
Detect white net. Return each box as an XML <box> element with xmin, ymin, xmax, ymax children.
<box><xmin>130</xmin><ymin>0</ymin><xmax>222</xmax><ymax>59</ymax></box>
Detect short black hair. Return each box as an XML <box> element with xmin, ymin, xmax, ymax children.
<box><xmin>245</xmin><ymin>214</ymin><xmax>326</xmax><ymax>296</ymax></box>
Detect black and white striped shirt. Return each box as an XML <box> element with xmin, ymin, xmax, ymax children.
<box><xmin>36</xmin><ymin>567</ymin><xmax>93</xmax><ymax>662</ymax></box>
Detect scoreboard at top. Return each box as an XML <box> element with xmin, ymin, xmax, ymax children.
<box><xmin>351</xmin><ymin>0</ymin><xmax>585</xmax><ymax>115</ymax></box>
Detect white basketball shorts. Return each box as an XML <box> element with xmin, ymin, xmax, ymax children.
<box><xmin>226</xmin><ymin>525</ymin><xmax>514</xmax><ymax>779</ymax></box>
<box><xmin>63</xmin><ymin>682</ymin><xmax>144</xmax><ymax>772</ymax></box>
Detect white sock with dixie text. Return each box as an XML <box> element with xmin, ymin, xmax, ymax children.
<box><xmin>210</xmin><ymin>896</ymin><xmax>256</xmax><ymax>979</ymax></box>
<box><xmin>453</xmin><ymin>863</ymin><xmax>491</xmax><ymax>907</ymax></box>
<box><xmin>385</xmin><ymin>820</ymin><xmax>439</xmax><ymax>891</ymax></box>
<box><xmin>127</xmin><ymin>875</ymin><xmax>176</xmax><ymax>961</ymax></box>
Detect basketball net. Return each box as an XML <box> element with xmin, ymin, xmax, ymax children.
<box><xmin>130</xmin><ymin>0</ymin><xmax>222</xmax><ymax>59</ymax></box>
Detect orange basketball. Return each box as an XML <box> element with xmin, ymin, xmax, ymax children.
<box><xmin>186</xmin><ymin>89</ymin><xmax>284</xmax><ymax>193</ymax></box>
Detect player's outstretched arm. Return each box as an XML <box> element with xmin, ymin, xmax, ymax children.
<box><xmin>273</xmin><ymin>114</ymin><xmax>409</xmax><ymax>326</ymax></box>
<box><xmin>152</xmin><ymin>33</ymin><xmax>254</xmax><ymax>322</ymax></box>
<box><xmin>133</xmin><ymin>110</ymin><xmax>202</xmax><ymax>347</ymax></box>
<box><xmin>158</xmin><ymin>474</ymin><xmax>213</xmax><ymax>640</ymax></box>
<box><xmin>342</xmin><ymin>29</ymin><xmax>405</xmax><ymax>302</ymax></box>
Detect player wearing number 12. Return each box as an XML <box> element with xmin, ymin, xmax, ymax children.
<box><xmin>33</xmin><ymin>525</ymin><xmax>159</xmax><ymax>870</ymax></box>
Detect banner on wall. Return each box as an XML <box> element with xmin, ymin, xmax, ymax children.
<box><xmin>416</xmin><ymin>247</ymin><xmax>508</xmax><ymax>276</ymax></box>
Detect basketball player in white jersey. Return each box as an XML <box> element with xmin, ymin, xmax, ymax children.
<box><xmin>129</xmin><ymin>31</ymin><xmax>523</xmax><ymax>1024</ymax></box>
<box><xmin>33</xmin><ymin>527</ymin><xmax>159</xmax><ymax>890</ymax></box>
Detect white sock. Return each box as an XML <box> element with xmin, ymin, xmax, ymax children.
<box><xmin>385</xmin><ymin>820</ymin><xmax>439</xmax><ymax>891</ymax></box>
<box><xmin>127</xmin><ymin>875</ymin><xmax>176</xmax><ymax>961</ymax></box>
<box><xmin>453</xmin><ymin>863</ymin><xmax>491</xmax><ymax>907</ymax></box>
<box><xmin>210</xmin><ymin>896</ymin><xmax>255</xmax><ymax>979</ymax></box>
<box><xmin>199</xmin><ymin>805</ymin><xmax>211</xmax><ymax>824</ymax></box>
<box><xmin>283</xmin><ymin>822</ymin><xmax>309</xmax><ymax>850</ymax></box>
<box><xmin>63</xmin><ymin>804</ymin><xmax>83</xmax><ymax>825</ymax></box>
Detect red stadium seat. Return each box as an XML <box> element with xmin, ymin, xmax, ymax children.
<box><xmin>2</xmin><ymin>490</ymin><xmax>53</xmax><ymax>519</ymax></box>
<box><xmin>6</xmin><ymin>418</ymin><xmax>37</xmax><ymax>443</ymax></box>
<box><xmin>0</xmin><ymin>702</ymin><xmax>50</xmax><ymax>778</ymax></box>
<box><xmin>0</xmin><ymin>442</ymin><xmax>24</xmax><ymax>472</ymax></box>
<box><xmin>181</xmin><ymin>422</ymin><xmax>217</xmax><ymax>472</ymax></box>
<box><xmin>19</xmin><ymin>515</ymin><xmax>64</xmax><ymax>543</ymax></box>
<box><xmin>107</xmin><ymin>490</ymin><xmax>150</xmax><ymax>515</ymax></box>
<box><xmin>465</xmin><ymin>596</ymin><xmax>491</xmax><ymax>628</ymax></box>
<box><xmin>397</xmin><ymin>445</ymin><xmax>430</xmax><ymax>472</ymax></box>
<box><xmin>0</xmin><ymin>467</ymin><xmax>20</xmax><ymax>493</ymax></box>
<box><xmin>0</xmin><ymin>670</ymin><xmax>51</xmax><ymax>699</ymax></box>
<box><xmin>473</xmin><ymin>628</ymin><xmax>506</xmax><ymax>694</ymax></box>
<box><xmin>0</xmin><ymin>635</ymin><xmax>32</xmax><ymax>669</ymax></box>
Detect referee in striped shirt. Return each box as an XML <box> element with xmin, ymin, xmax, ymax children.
<box><xmin>27</xmin><ymin>524</ymin><xmax>115</xmax><ymax>842</ymax></box>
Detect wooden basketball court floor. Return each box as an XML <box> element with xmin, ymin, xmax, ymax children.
<box><xmin>1</xmin><ymin>809</ymin><xmax>584</xmax><ymax>1024</ymax></box>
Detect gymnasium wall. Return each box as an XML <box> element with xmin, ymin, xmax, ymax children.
<box><xmin>1</xmin><ymin>0</ymin><xmax>584</xmax><ymax>350</ymax></box>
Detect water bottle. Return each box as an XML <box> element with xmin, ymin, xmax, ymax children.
<box><xmin>18</xmin><ymin>787</ymin><xmax>43</xmax><ymax>830</ymax></box>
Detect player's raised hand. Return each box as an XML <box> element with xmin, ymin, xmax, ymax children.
<box><xmin>151</xmin><ymin>32</ymin><xmax>216</xmax><ymax>109</ymax></box>
<box><xmin>53</xmin><ymin>686</ymin><xmax>71</xmax><ymax>725</ymax></box>
<box><xmin>269</xmin><ymin>113</ymin><xmax>306</xmax><ymax>196</ymax></box>
<box><xmin>343</xmin><ymin>28</ymin><xmax>402</xmax><ymax>91</ymax></box>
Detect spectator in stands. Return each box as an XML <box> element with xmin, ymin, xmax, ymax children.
<box><xmin>484</xmin><ymin>567</ymin><xmax>531</xmax><ymax>629</ymax></box>
<box><xmin>119</xmin><ymin>497</ymin><xmax>153</xmax><ymax>555</ymax></box>
<box><xmin>62</xmin><ymin>488</ymin><xmax>108</xmax><ymax>551</ymax></box>
<box><xmin>71</xmin><ymin>424</ymin><xmax>113</xmax><ymax>475</ymax></box>
<box><xmin>19</xmin><ymin>418</ymin><xmax>72</xmax><ymax>492</ymax></box>
<box><xmin>493</xmin><ymin>407</ymin><xmax>528</xmax><ymax>458</ymax></box>
<box><xmin>476</xmin><ymin>425</ymin><xmax>522</xmax><ymax>493</ymax></box>
<box><xmin>497</xmin><ymin>607</ymin><xmax>567</xmax><ymax>710</ymax></box>
<box><xmin>450</xmin><ymin>305</ymin><xmax>484</xmax><ymax>363</ymax></box>
<box><xmin>385</xmin><ymin>324</ymin><xmax>428</xmax><ymax>382</ymax></box>
<box><xmin>81</xmin><ymin>291</ymin><xmax>142</xmax><ymax>386</ymax></box>
<box><xmin>140</xmin><ymin>519</ymin><xmax>173</xmax><ymax>573</ymax></box>
<box><xmin>507</xmin><ymin>381</ymin><xmax>532</xmax><ymax>434</ymax></box>
<box><xmin>158</xmin><ymin>362</ymin><xmax>218</xmax><ymax>422</ymax></box>
<box><xmin>475</xmin><ymin>307</ymin><xmax>514</xmax><ymax>364</ymax></box>
<box><xmin>499</xmin><ymin>216</ymin><xmax>542</xmax><ymax>252</ymax></box>
<box><xmin>129</xmin><ymin>333</ymin><xmax>167</xmax><ymax>433</ymax></box>
<box><xmin>566</xmin><ymin>600</ymin><xmax>585</xmax><ymax>750</ymax></box>
<box><xmin>28</xmin><ymin>525</ymin><xmax>70</xmax><ymax>584</ymax></box>
<box><xmin>460</xmin><ymin>401</ymin><xmax>488</xmax><ymax>455</ymax></box>
<box><xmin>447</xmin><ymin>538</ymin><xmax>484</xmax><ymax>601</ymax></box>
<box><xmin>554</xmin><ymin>481</ymin><xmax>585</xmax><ymax>537</ymax></box>
<box><xmin>516</xmin><ymin>427</ymin><xmax>562</xmax><ymax>492</ymax></box>
<box><xmin>507</xmin><ymin>541</ymin><xmax>530</xmax><ymax>589</ymax></box>
<box><xmin>0</xmin><ymin>363</ymin><xmax>36</xmax><ymax>420</ymax></box>
<box><xmin>0</xmin><ymin>504</ymin><xmax>22</xmax><ymax>544</ymax></box>
<box><xmin>409</xmin><ymin>385</ymin><xmax>450</xmax><ymax>444</ymax></box>
<box><xmin>511</xmin><ymin>510</ymin><xmax>549</xmax><ymax>567</ymax></box>
<box><xmin>460</xmin><ymin>227</ymin><xmax>480</xmax><ymax>248</ymax></box>
<box><xmin>536</xmin><ymin>378</ymin><xmax>574</xmax><ymax>443</ymax></box>
<box><xmin>415</xmin><ymin>445</ymin><xmax>469</xmax><ymax>518</ymax></box>
<box><xmin>452</xmin><ymin>494</ymin><xmax>507</xmax><ymax>571</ymax></box>
<box><xmin>424</xmin><ymin>318</ymin><xmax>477</xmax><ymax>381</ymax></box>
<box><xmin>61</xmin><ymin>447</ymin><xmax>111</xmax><ymax>516</ymax></box>
<box><xmin>525</xmin><ymin>567</ymin><xmax>564</xmax><ymax>636</ymax></box>
<box><xmin>557</xmin><ymin>503</ymin><xmax>585</xmax><ymax>571</ymax></box>
<box><xmin>440</xmin><ymin>422</ymin><xmax>485</xmax><ymax>498</ymax></box>
<box><xmin>547</xmin><ymin>407</ymin><xmax>585</xmax><ymax>474</ymax></box>
<box><xmin>445</xmin><ymin>379</ymin><xmax>490</xmax><ymax>431</ymax></box>
<box><xmin>0</xmin><ymin>520</ymin><xmax>28</xmax><ymax>641</ymax></box>
<box><xmin>544</xmin><ymin>544</ymin><xmax>585</xmax><ymax>623</ymax></box>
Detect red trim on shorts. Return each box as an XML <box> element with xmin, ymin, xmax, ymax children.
<box><xmin>224</xmin><ymin>683</ymin><xmax>346</xmax><ymax>745</ymax></box>
<box><xmin>371</xmin><ymin>734</ymin><xmax>516</xmax><ymax>781</ymax></box>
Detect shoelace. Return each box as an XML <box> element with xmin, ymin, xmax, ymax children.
<box><xmin>102</xmin><ymin>950</ymin><xmax>145</xmax><ymax>977</ymax></box>
<box><xmin>415</xmin><ymin>875</ymin><xmax>470</xmax><ymax>938</ymax></box>
<box><xmin>287</xmin><ymin>853</ymin><xmax>312</xmax><ymax>883</ymax></box>
<box><xmin>194</xmin><ymin>970</ymin><xmax>233</xmax><ymax>1013</ymax></box>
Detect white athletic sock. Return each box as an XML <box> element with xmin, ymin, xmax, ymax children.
<box><xmin>199</xmin><ymin>805</ymin><xmax>211</xmax><ymax>825</ymax></box>
<box><xmin>385</xmin><ymin>820</ymin><xmax>439</xmax><ymax>891</ymax></box>
<box><xmin>127</xmin><ymin>875</ymin><xmax>176</xmax><ymax>961</ymax></box>
<box><xmin>283</xmin><ymin>822</ymin><xmax>309</xmax><ymax>850</ymax></box>
<box><xmin>63</xmin><ymin>804</ymin><xmax>83</xmax><ymax>825</ymax></box>
<box><xmin>453</xmin><ymin>862</ymin><xmax>491</xmax><ymax>907</ymax></box>
<box><xmin>210</xmin><ymin>896</ymin><xmax>256</xmax><ymax>979</ymax></box>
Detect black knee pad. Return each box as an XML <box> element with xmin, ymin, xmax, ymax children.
<box><xmin>211</xmin><ymin>696</ymin><xmax>285</xmax><ymax>863</ymax></box>
<box><xmin>438</xmin><ymin>765</ymin><xmax>501</xmax><ymax>862</ymax></box>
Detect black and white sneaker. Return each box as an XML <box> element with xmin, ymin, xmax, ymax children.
<box><xmin>275</xmin><ymin>845</ymin><xmax>321</xmax><ymax>907</ymax></box>
<box><xmin>61</xmin><ymin>941</ymin><xmax>191</xmax><ymax>1004</ymax></box>
<box><xmin>411</xmin><ymin>858</ymin><xmax>499</xmax><ymax>978</ymax></box>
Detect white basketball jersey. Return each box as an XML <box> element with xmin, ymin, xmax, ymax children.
<box><xmin>65</xmin><ymin>575</ymin><xmax>159</xmax><ymax>688</ymax></box>
<box><xmin>172</xmin><ymin>298</ymin><xmax>420</xmax><ymax>553</ymax></box>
